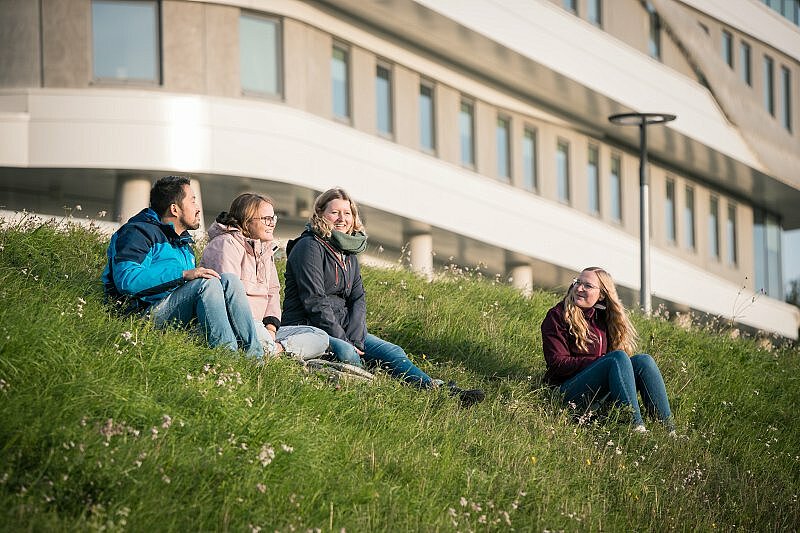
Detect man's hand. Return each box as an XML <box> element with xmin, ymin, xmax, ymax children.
<box><xmin>182</xmin><ymin>267</ymin><xmax>221</xmax><ymax>281</ymax></box>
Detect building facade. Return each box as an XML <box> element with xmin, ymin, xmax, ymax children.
<box><xmin>1</xmin><ymin>0</ymin><xmax>798</xmax><ymax>338</ymax></box>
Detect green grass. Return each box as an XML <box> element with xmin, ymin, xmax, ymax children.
<box><xmin>0</xmin><ymin>217</ymin><xmax>798</xmax><ymax>532</ymax></box>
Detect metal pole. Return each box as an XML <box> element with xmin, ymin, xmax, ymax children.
<box><xmin>639</xmin><ymin>121</ymin><xmax>651</xmax><ymax>315</ymax></box>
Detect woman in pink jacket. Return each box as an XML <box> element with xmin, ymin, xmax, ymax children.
<box><xmin>201</xmin><ymin>193</ymin><xmax>329</xmax><ymax>359</ymax></box>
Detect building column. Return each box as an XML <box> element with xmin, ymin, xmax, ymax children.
<box><xmin>408</xmin><ymin>233</ymin><xmax>434</xmax><ymax>281</ymax></box>
<box><xmin>509</xmin><ymin>264</ymin><xmax>534</xmax><ymax>297</ymax></box>
<box><xmin>115</xmin><ymin>175</ymin><xmax>151</xmax><ymax>224</ymax></box>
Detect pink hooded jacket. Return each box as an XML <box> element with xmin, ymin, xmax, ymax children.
<box><xmin>200</xmin><ymin>222</ymin><xmax>281</xmax><ymax>324</ymax></box>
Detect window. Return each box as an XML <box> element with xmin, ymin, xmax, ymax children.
<box><xmin>739</xmin><ymin>42</ymin><xmax>752</xmax><ymax>86</ymax></box>
<box><xmin>563</xmin><ymin>0</ymin><xmax>578</xmax><ymax>14</ymax></box>
<box><xmin>587</xmin><ymin>0</ymin><xmax>602</xmax><ymax>26</ymax></box>
<box><xmin>781</xmin><ymin>66</ymin><xmax>792</xmax><ymax>132</ymax></box>
<box><xmin>665</xmin><ymin>178</ymin><xmax>676</xmax><ymax>243</ymax></box>
<box><xmin>91</xmin><ymin>0</ymin><xmax>160</xmax><ymax>83</ymax></box>
<box><xmin>376</xmin><ymin>63</ymin><xmax>393</xmax><ymax>136</ymax></box>
<box><xmin>496</xmin><ymin>116</ymin><xmax>511</xmax><ymax>181</ymax></box>
<box><xmin>684</xmin><ymin>186</ymin><xmax>696</xmax><ymax>250</ymax></box>
<box><xmin>556</xmin><ymin>140</ymin><xmax>571</xmax><ymax>203</ymax></box>
<box><xmin>239</xmin><ymin>13</ymin><xmax>281</xmax><ymax>96</ymax></box>
<box><xmin>722</xmin><ymin>30</ymin><xmax>734</xmax><ymax>68</ymax></box>
<box><xmin>419</xmin><ymin>82</ymin><xmax>436</xmax><ymax>152</ymax></box>
<box><xmin>587</xmin><ymin>145</ymin><xmax>600</xmax><ymax>215</ymax></box>
<box><xmin>754</xmin><ymin>209</ymin><xmax>783</xmax><ymax>298</ymax></box>
<box><xmin>522</xmin><ymin>128</ymin><xmax>537</xmax><ymax>192</ymax></box>
<box><xmin>610</xmin><ymin>154</ymin><xmax>622</xmax><ymax>223</ymax></box>
<box><xmin>332</xmin><ymin>45</ymin><xmax>350</xmax><ymax>120</ymax></box>
<box><xmin>764</xmin><ymin>55</ymin><xmax>775</xmax><ymax>116</ymax></box>
<box><xmin>726</xmin><ymin>203</ymin><xmax>738</xmax><ymax>266</ymax></box>
<box><xmin>459</xmin><ymin>100</ymin><xmax>475</xmax><ymax>167</ymax></box>
<box><xmin>709</xmin><ymin>196</ymin><xmax>720</xmax><ymax>259</ymax></box>
<box><xmin>646</xmin><ymin>2</ymin><xmax>661</xmax><ymax>60</ymax></box>
<box><xmin>698</xmin><ymin>22</ymin><xmax>709</xmax><ymax>35</ymax></box>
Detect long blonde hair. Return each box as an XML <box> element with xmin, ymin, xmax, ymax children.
<box><xmin>309</xmin><ymin>188</ymin><xmax>364</xmax><ymax>238</ymax></box>
<box><xmin>563</xmin><ymin>267</ymin><xmax>638</xmax><ymax>354</ymax></box>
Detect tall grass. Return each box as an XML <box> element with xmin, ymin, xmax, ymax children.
<box><xmin>0</xmin><ymin>217</ymin><xmax>798</xmax><ymax>531</ymax></box>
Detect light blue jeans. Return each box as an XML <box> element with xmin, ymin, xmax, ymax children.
<box><xmin>254</xmin><ymin>321</ymin><xmax>330</xmax><ymax>359</ymax></box>
<box><xmin>329</xmin><ymin>334</ymin><xmax>433</xmax><ymax>388</ymax></box>
<box><xmin>559</xmin><ymin>350</ymin><xmax>673</xmax><ymax>428</ymax></box>
<box><xmin>150</xmin><ymin>273</ymin><xmax>263</xmax><ymax>358</ymax></box>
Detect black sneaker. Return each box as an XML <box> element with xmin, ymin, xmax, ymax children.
<box><xmin>447</xmin><ymin>381</ymin><xmax>485</xmax><ymax>407</ymax></box>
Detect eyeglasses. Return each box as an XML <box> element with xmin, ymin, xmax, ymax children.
<box><xmin>255</xmin><ymin>215</ymin><xmax>278</xmax><ymax>225</ymax></box>
<box><xmin>572</xmin><ymin>278</ymin><xmax>599</xmax><ymax>291</ymax></box>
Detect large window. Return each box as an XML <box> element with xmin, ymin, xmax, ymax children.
<box><xmin>647</xmin><ymin>2</ymin><xmax>661</xmax><ymax>60</ymax></box>
<box><xmin>376</xmin><ymin>63</ymin><xmax>393</xmax><ymax>136</ymax></box>
<box><xmin>239</xmin><ymin>13</ymin><xmax>281</xmax><ymax>97</ymax></box>
<box><xmin>722</xmin><ymin>30</ymin><xmax>734</xmax><ymax>68</ymax></box>
<box><xmin>780</xmin><ymin>66</ymin><xmax>792</xmax><ymax>132</ymax></box>
<box><xmin>587</xmin><ymin>145</ymin><xmax>600</xmax><ymax>215</ymax></box>
<box><xmin>587</xmin><ymin>0</ymin><xmax>602</xmax><ymax>27</ymax></box>
<box><xmin>332</xmin><ymin>44</ymin><xmax>350</xmax><ymax>120</ymax></box>
<box><xmin>754</xmin><ymin>209</ymin><xmax>783</xmax><ymax>298</ymax></box>
<box><xmin>684</xmin><ymin>186</ymin><xmax>696</xmax><ymax>250</ymax></box>
<box><xmin>556</xmin><ymin>140</ymin><xmax>570</xmax><ymax>204</ymax></box>
<box><xmin>563</xmin><ymin>0</ymin><xmax>578</xmax><ymax>14</ymax></box>
<box><xmin>610</xmin><ymin>154</ymin><xmax>622</xmax><ymax>223</ymax></box>
<box><xmin>709</xmin><ymin>196</ymin><xmax>720</xmax><ymax>259</ymax></box>
<box><xmin>665</xmin><ymin>178</ymin><xmax>676</xmax><ymax>243</ymax></box>
<box><xmin>91</xmin><ymin>0</ymin><xmax>160</xmax><ymax>83</ymax></box>
<box><xmin>726</xmin><ymin>203</ymin><xmax>738</xmax><ymax>266</ymax></box>
<box><xmin>740</xmin><ymin>41</ymin><xmax>752</xmax><ymax>86</ymax></box>
<box><xmin>522</xmin><ymin>128</ymin><xmax>537</xmax><ymax>192</ymax></box>
<box><xmin>459</xmin><ymin>99</ymin><xmax>475</xmax><ymax>167</ymax></box>
<box><xmin>419</xmin><ymin>82</ymin><xmax>436</xmax><ymax>152</ymax></box>
<box><xmin>764</xmin><ymin>55</ymin><xmax>775</xmax><ymax>116</ymax></box>
<box><xmin>496</xmin><ymin>116</ymin><xmax>511</xmax><ymax>181</ymax></box>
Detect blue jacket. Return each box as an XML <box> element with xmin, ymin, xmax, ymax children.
<box><xmin>102</xmin><ymin>208</ymin><xmax>195</xmax><ymax>313</ymax></box>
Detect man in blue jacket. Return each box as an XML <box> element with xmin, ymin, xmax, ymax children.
<box><xmin>102</xmin><ymin>176</ymin><xmax>262</xmax><ymax>357</ymax></box>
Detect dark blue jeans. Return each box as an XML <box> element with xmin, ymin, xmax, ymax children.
<box><xmin>329</xmin><ymin>334</ymin><xmax>433</xmax><ymax>388</ymax></box>
<box><xmin>559</xmin><ymin>350</ymin><xmax>673</xmax><ymax>427</ymax></box>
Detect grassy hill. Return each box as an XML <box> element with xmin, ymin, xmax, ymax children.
<box><xmin>0</xmin><ymin>216</ymin><xmax>798</xmax><ymax>532</ymax></box>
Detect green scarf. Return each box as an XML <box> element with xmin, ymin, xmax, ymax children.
<box><xmin>307</xmin><ymin>223</ymin><xmax>368</xmax><ymax>255</ymax></box>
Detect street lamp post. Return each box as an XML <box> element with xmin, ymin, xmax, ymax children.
<box><xmin>608</xmin><ymin>112</ymin><xmax>676</xmax><ymax>315</ymax></box>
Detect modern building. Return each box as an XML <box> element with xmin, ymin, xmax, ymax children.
<box><xmin>1</xmin><ymin>0</ymin><xmax>798</xmax><ymax>338</ymax></box>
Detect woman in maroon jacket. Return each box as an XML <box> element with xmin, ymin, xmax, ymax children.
<box><xmin>541</xmin><ymin>267</ymin><xmax>673</xmax><ymax>432</ymax></box>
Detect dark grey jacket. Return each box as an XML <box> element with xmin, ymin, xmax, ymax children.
<box><xmin>282</xmin><ymin>231</ymin><xmax>367</xmax><ymax>350</ymax></box>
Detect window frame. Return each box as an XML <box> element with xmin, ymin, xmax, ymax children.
<box><xmin>331</xmin><ymin>42</ymin><xmax>351</xmax><ymax>122</ymax></box>
<box><xmin>375</xmin><ymin>60</ymin><xmax>394</xmax><ymax>138</ymax></box>
<box><xmin>239</xmin><ymin>11</ymin><xmax>283</xmax><ymax>99</ymax></box>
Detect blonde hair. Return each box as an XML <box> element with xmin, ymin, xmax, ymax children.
<box><xmin>216</xmin><ymin>193</ymin><xmax>274</xmax><ymax>239</ymax></box>
<box><xmin>563</xmin><ymin>267</ymin><xmax>638</xmax><ymax>355</ymax></box>
<box><xmin>309</xmin><ymin>188</ymin><xmax>364</xmax><ymax>238</ymax></box>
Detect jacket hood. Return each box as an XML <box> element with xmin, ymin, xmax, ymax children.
<box><xmin>207</xmin><ymin>221</ymin><xmax>243</xmax><ymax>241</ymax></box>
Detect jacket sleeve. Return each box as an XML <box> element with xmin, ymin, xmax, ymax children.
<box><xmin>112</xmin><ymin>225</ymin><xmax>186</xmax><ymax>298</ymax></box>
<box><xmin>541</xmin><ymin>307</ymin><xmax>600</xmax><ymax>380</ymax></box>
<box><xmin>199</xmin><ymin>235</ymin><xmax>245</xmax><ymax>278</ymax></box>
<box><xmin>288</xmin><ymin>237</ymin><xmax>349</xmax><ymax>341</ymax></box>
<box><xmin>264</xmin><ymin>256</ymin><xmax>282</xmax><ymax>323</ymax></box>
<box><xmin>345</xmin><ymin>258</ymin><xmax>367</xmax><ymax>350</ymax></box>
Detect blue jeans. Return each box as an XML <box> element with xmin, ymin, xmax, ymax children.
<box><xmin>559</xmin><ymin>351</ymin><xmax>673</xmax><ymax>427</ymax></box>
<box><xmin>149</xmin><ymin>273</ymin><xmax>263</xmax><ymax>358</ymax></box>
<box><xmin>255</xmin><ymin>321</ymin><xmax>330</xmax><ymax>359</ymax></box>
<box><xmin>328</xmin><ymin>334</ymin><xmax>433</xmax><ymax>388</ymax></box>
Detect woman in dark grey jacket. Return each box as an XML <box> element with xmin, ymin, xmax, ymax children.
<box><xmin>282</xmin><ymin>188</ymin><xmax>484</xmax><ymax>405</ymax></box>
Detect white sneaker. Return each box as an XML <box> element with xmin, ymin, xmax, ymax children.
<box><xmin>632</xmin><ymin>424</ymin><xmax>649</xmax><ymax>434</ymax></box>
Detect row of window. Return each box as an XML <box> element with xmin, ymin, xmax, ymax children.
<box><xmin>720</xmin><ymin>28</ymin><xmax>793</xmax><ymax>132</ymax></box>
<box><xmin>761</xmin><ymin>0</ymin><xmax>800</xmax><ymax>26</ymax></box>
<box><xmin>562</xmin><ymin>0</ymin><xmax>603</xmax><ymax>27</ymax></box>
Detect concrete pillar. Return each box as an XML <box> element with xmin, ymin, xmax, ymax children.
<box><xmin>115</xmin><ymin>175</ymin><xmax>151</xmax><ymax>224</ymax></box>
<box><xmin>509</xmin><ymin>264</ymin><xmax>534</xmax><ymax>297</ymax></box>
<box><xmin>408</xmin><ymin>233</ymin><xmax>433</xmax><ymax>281</ymax></box>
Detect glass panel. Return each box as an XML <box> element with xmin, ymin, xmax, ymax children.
<box><xmin>684</xmin><ymin>186</ymin><xmax>695</xmax><ymax>250</ymax></box>
<box><xmin>522</xmin><ymin>129</ymin><xmax>537</xmax><ymax>192</ymax></box>
<box><xmin>556</xmin><ymin>140</ymin><xmax>570</xmax><ymax>203</ymax></box>
<box><xmin>459</xmin><ymin>101</ymin><xmax>475</xmax><ymax>167</ymax></box>
<box><xmin>665</xmin><ymin>179</ymin><xmax>676</xmax><ymax>243</ymax></box>
<box><xmin>764</xmin><ymin>55</ymin><xmax>775</xmax><ymax>115</ymax></box>
<box><xmin>92</xmin><ymin>0</ymin><xmax>159</xmax><ymax>82</ymax></box>
<box><xmin>610</xmin><ymin>155</ymin><xmax>622</xmax><ymax>222</ymax></box>
<box><xmin>587</xmin><ymin>0</ymin><xmax>602</xmax><ymax>26</ymax></box>
<box><xmin>376</xmin><ymin>64</ymin><xmax>392</xmax><ymax>135</ymax></box>
<box><xmin>781</xmin><ymin>66</ymin><xmax>792</xmax><ymax>132</ymax></box>
<box><xmin>709</xmin><ymin>196</ymin><xmax>720</xmax><ymax>259</ymax></box>
<box><xmin>332</xmin><ymin>46</ymin><xmax>349</xmax><ymax>119</ymax></box>
<box><xmin>239</xmin><ymin>14</ymin><xmax>280</xmax><ymax>96</ymax></box>
<box><xmin>562</xmin><ymin>0</ymin><xmax>577</xmax><ymax>13</ymax></box>
<box><xmin>496</xmin><ymin>117</ymin><xmax>511</xmax><ymax>180</ymax></box>
<box><xmin>647</xmin><ymin>2</ymin><xmax>661</xmax><ymax>60</ymax></box>
<box><xmin>726</xmin><ymin>203</ymin><xmax>738</xmax><ymax>265</ymax></box>
<box><xmin>754</xmin><ymin>210</ymin><xmax>784</xmax><ymax>298</ymax></box>
<box><xmin>739</xmin><ymin>42</ymin><xmax>752</xmax><ymax>86</ymax></box>
<box><xmin>588</xmin><ymin>145</ymin><xmax>600</xmax><ymax>215</ymax></box>
<box><xmin>419</xmin><ymin>83</ymin><xmax>435</xmax><ymax>151</ymax></box>
<box><xmin>722</xmin><ymin>30</ymin><xmax>733</xmax><ymax>68</ymax></box>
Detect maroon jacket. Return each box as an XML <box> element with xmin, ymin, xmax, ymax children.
<box><xmin>541</xmin><ymin>300</ymin><xmax>608</xmax><ymax>385</ymax></box>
